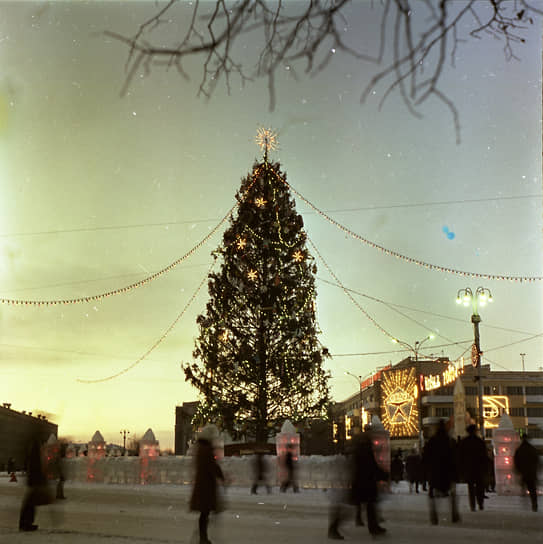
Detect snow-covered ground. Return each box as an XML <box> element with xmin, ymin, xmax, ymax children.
<box><xmin>1</xmin><ymin>478</ymin><xmax>541</xmax><ymax>543</ymax></box>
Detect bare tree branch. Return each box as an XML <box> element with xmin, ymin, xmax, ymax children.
<box><xmin>109</xmin><ymin>0</ymin><xmax>540</xmax><ymax>143</ymax></box>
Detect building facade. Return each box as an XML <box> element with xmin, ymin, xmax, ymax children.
<box><xmin>174</xmin><ymin>401</ymin><xmax>199</xmax><ymax>455</ymax></box>
<box><xmin>333</xmin><ymin>357</ymin><xmax>543</xmax><ymax>453</ymax></box>
<box><xmin>0</xmin><ymin>403</ymin><xmax>58</xmax><ymax>470</ymax></box>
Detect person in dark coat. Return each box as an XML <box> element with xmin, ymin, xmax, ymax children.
<box><xmin>405</xmin><ymin>447</ymin><xmax>424</xmax><ymax>493</ymax></box>
<box><xmin>19</xmin><ymin>434</ymin><xmax>50</xmax><ymax>531</ymax></box>
<box><xmin>7</xmin><ymin>457</ymin><xmax>16</xmax><ymax>476</ymax></box>
<box><xmin>458</xmin><ymin>424</ymin><xmax>487</xmax><ymax>511</ymax></box>
<box><xmin>422</xmin><ymin>420</ymin><xmax>460</xmax><ymax>525</ymax></box>
<box><xmin>327</xmin><ymin>453</ymin><xmax>350</xmax><ymax>540</ymax></box>
<box><xmin>280</xmin><ymin>444</ymin><xmax>299</xmax><ymax>492</ymax></box>
<box><xmin>390</xmin><ymin>450</ymin><xmax>404</xmax><ymax>485</ymax></box>
<box><xmin>251</xmin><ymin>450</ymin><xmax>271</xmax><ymax>494</ymax></box>
<box><xmin>350</xmin><ymin>429</ymin><xmax>388</xmax><ymax>536</ymax></box>
<box><xmin>513</xmin><ymin>434</ymin><xmax>540</xmax><ymax>512</ymax></box>
<box><xmin>190</xmin><ymin>426</ymin><xmax>224</xmax><ymax>544</ymax></box>
<box><xmin>485</xmin><ymin>443</ymin><xmax>496</xmax><ymax>493</ymax></box>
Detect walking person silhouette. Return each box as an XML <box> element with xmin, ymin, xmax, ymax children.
<box><xmin>190</xmin><ymin>425</ymin><xmax>224</xmax><ymax>544</ymax></box>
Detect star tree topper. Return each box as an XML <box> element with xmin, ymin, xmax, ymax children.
<box><xmin>255</xmin><ymin>127</ymin><xmax>278</xmax><ymax>159</ymax></box>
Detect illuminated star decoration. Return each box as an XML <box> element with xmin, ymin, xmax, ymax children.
<box><xmin>292</xmin><ymin>250</ymin><xmax>304</xmax><ymax>262</ymax></box>
<box><xmin>255</xmin><ymin>127</ymin><xmax>278</xmax><ymax>158</ymax></box>
<box><xmin>219</xmin><ymin>330</ymin><xmax>229</xmax><ymax>342</ymax></box>
<box><xmin>255</xmin><ymin>197</ymin><xmax>267</xmax><ymax>208</ymax></box>
<box><xmin>236</xmin><ymin>238</ymin><xmax>247</xmax><ymax>250</ymax></box>
<box><xmin>247</xmin><ymin>269</ymin><xmax>258</xmax><ymax>281</ymax></box>
<box><xmin>381</xmin><ymin>368</ymin><xmax>419</xmax><ymax>437</ymax></box>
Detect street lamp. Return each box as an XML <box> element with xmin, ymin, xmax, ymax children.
<box><xmin>392</xmin><ymin>334</ymin><xmax>435</xmax><ymax>361</ymax></box>
<box><xmin>344</xmin><ymin>371</ymin><xmax>364</xmax><ymax>432</ymax></box>
<box><xmin>120</xmin><ymin>429</ymin><xmax>130</xmax><ymax>455</ymax></box>
<box><xmin>392</xmin><ymin>335</ymin><xmax>435</xmax><ymax>450</ymax></box>
<box><xmin>456</xmin><ymin>287</ymin><xmax>493</xmax><ymax>438</ymax></box>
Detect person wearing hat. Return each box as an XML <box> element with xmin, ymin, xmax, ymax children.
<box><xmin>190</xmin><ymin>425</ymin><xmax>224</xmax><ymax>544</ymax></box>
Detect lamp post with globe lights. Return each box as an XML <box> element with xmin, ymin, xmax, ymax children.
<box><xmin>392</xmin><ymin>335</ymin><xmax>435</xmax><ymax>450</ymax></box>
<box><xmin>120</xmin><ymin>429</ymin><xmax>130</xmax><ymax>455</ymax></box>
<box><xmin>392</xmin><ymin>334</ymin><xmax>435</xmax><ymax>362</ymax></box>
<box><xmin>456</xmin><ymin>287</ymin><xmax>493</xmax><ymax>438</ymax></box>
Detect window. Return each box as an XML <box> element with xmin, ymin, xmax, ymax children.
<box><xmin>528</xmin><ymin>427</ymin><xmax>543</xmax><ymax>438</ymax></box>
<box><xmin>510</xmin><ymin>407</ymin><xmax>525</xmax><ymax>417</ymax></box>
<box><xmin>526</xmin><ymin>386</ymin><xmax>543</xmax><ymax>395</ymax></box>
<box><xmin>434</xmin><ymin>387</ymin><xmax>453</xmax><ymax>396</ymax></box>
<box><xmin>526</xmin><ymin>407</ymin><xmax>543</xmax><ymax>417</ymax></box>
<box><xmin>464</xmin><ymin>387</ymin><xmax>477</xmax><ymax>396</ymax></box>
<box><xmin>484</xmin><ymin>385</ymin><xmax>499</xmax><ymax>395</ymax></box>
<box><xmin>506</xmin><ymin>386</ymin><xmax>524</xmax><ymax>395</ymax></box>
<box><xmin>435</xmin><ymin>407</ymin><xmax>453</xmax><ymax>418</ymax></box>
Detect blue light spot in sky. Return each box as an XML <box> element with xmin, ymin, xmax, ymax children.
<box><xmin>442</xmin><ymin>226</ymin><xmax>455</xmax><ymax>240</ymax></box>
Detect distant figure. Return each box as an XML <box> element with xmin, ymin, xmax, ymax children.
<box><xmin>7</xmin><ymin>457</ymin><xmax>16</xmax><ymax>475</ymax></box>
<box><xmin>350</xmin><ymin>428</ymin><xmax>388</xmax><ymax>536</ymax></box>
<box><xmin>54</xmin><ymin>440</ymin><xmax>68</xmax><ymax>500</ymax></box>
<box><xmin>405</xmin><ymin>447</ymin><xmax>424</xmax><ymax>494</ymax></box>
<box><xmin>327</xmin><ymin>454</ymin><xmax>350</xmax><ymax>540</ymax></box>
<box><xmin>19</xmin><ymin>434</ymin><xmax>51</xmax><ymax>531</ymax></box>
<box><xmin>189</xmin><ymin>426</ymin><xmax>225</xmax><ymax>544</ymax></box>
<box><xmin>390</xmin><ymin>450</ymin><xmax>404</xmax><ymax>485</ymax></box>
<box><xmin>458</xmin><ymin>424</ymin><xmax>487</xmax><ymax>512</ymax></box>
<box><xmin>423</xmin><ymin>420</ymin><xmax>460</xmax><ymax>525</ymax></box>
<box><xmin>514</xmin><ymin>434</ymin><xmax>540</xmax><ymax>513</ymax></box>
<box><xmin>251</xmin><ymin>450</ymin><xmax>271</xmax><ymax>494</ymax></box>
<box><xmin>280</xmin><ymin>444</ymin><xmax>299</xmax><ymax>492</ymax></box>
<box><xmin>485</xmin><ymin>444</ymin><xmax>496</xmax><ymax>493</ymax></box>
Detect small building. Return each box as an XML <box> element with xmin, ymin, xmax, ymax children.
<box><xmin>0</xmin><ymin>403</ymin><xmax>58</xmax><ymax>470</ymax></box>
<box><xmin>139</xmin><ymin>428</ymin><xmax>160</xmax><ymax>457</ymax></box>
<box><xmin>88</xmin><ymin>431</ymin><xmax>106</xmax><ymax>459</ymax></box>
<box><xmin>175</xmin><ymin>402</ymin><xmax>199</xmax><ymax>455</ymax></box>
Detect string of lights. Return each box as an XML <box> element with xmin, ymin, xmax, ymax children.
<box><xmin>306</xmin><ymin>235</ymin><xmax>398</xmax><ymax>343</ymax></box>
<box><xmin>0</xmin><ymin>169</ymin><xmax>267</xmax><ymax>307</ymax></box>
<box><xmin>331</xmin><ymin>339</ymin><xmax>473</xmax><ymax>357</ymax></box>
<box><xmin>0</xmin><ymin>211</ymin><xmax>229</xmax><ymax>307</ymax></box>
<box><xmin>76</xmin><ymin>265</ymin><xmax>213</xmax><ymax>383</ymax></box>
<box><xmin>317</xmin><ymin>276</ymin><xmax>540</xmax><ymax>337</ymax></box>
<box><xmin>281</xmin><ymin>180</ymin><xmax>543</xmax><ymax>283</ymax></box>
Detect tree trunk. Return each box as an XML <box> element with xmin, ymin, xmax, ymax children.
<box><xmin>255</xmin><ymin>316</ymin><xmax>268</xmax><ymax>444</ymax></box>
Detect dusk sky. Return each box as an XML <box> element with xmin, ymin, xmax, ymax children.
<box><xmin>0</xmin><ymin>1</ymin><xmax>541</xmax><ymax>450</ymax></box>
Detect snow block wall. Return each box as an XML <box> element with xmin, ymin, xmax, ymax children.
<box><xmin>65</xmin><ymin>455</ymin><xmax>351</xmax><ymax>488</ymax></box>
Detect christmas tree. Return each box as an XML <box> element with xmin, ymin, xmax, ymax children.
<box><xmin>184</xmin><ymin>129</ymin><xmax>330</xmax><ymax>443</ymax></box>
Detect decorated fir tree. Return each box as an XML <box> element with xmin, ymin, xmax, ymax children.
<box><xmin>184</xmin><ymin>129</ymin><xmax>330</xmax><ymax>443</ymax></box>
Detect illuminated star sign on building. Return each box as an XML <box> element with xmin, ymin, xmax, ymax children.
<box><xmin>381</xmin><ymin>368</ymin><xmax>419</xmax><ymax>437</ymax></box>
<box><xmin>386</xmin><ymin>388</ymin><xmax>413</xmax><ymax>424</ymax></box>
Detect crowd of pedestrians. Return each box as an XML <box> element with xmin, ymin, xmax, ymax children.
<box><xmin>9</xmin><ymin>422</ymin><xmax>541</xmax><ymax>542</ymax></box>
